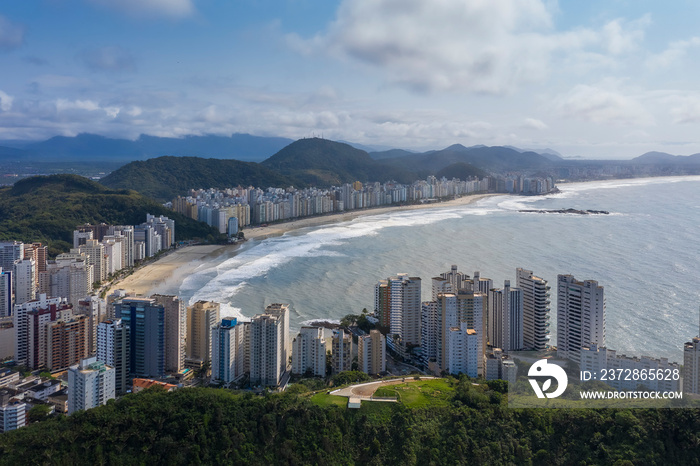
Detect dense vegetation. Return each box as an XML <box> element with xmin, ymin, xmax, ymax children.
<box><xmin>0</xmin><ymin>174</ymin><xmax>224</xmax><ymax>256</ymax></box>
<box><xmin>1</xmin><ymin>381</ymin><xmax>699</xmax><ymax>465</ymax></box>
<box><xmin>100</xmin><ymin>156</ymin><xmax>296</xmax><ymax>201</ymax></box>
<box><xmin>261</xmin><ymin>138</ymin><xmax>415</xmax><ymax>186</ymax></box>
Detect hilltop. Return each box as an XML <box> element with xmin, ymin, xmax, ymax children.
<box><xmin>0</xmin><ymin>174</ymin><xmax>224</xmax><ymax>256</ymax></box>
<box><xmin>260</xmin><ymin>138</ymin><xmax>414</xmax><ymax>185</ymax></box>
<box><xmin>100</xmin><ymin>156</ymin><xmax>296</xmax><ymax>201</ymax></box>
<box><xmin>0</xmin><ymin>381</ymin><xmax>697</xmax><ymax>464</ymax></box>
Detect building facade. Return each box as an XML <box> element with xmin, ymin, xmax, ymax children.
<box><xmin>557</xmin><ymin>275</ymin><xmax>606</xmax><ymax>364</ymax></box>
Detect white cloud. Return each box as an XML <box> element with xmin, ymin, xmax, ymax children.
<box><xmin>289</xmin><ymin>0</ymin><xmax>650</xmax><ymax>94</ymax></box>
<box><xmin>86</xmin><ymin>0</ymin><xmax>195</xmax><ymax>19</ymax></box>
<box><xmin>0</xmin><ymin>90</ymin><xmax>13</xmax><ymax>111</ymax></box>
<box><xmin>0</xmin><ymin>15</ymin><xmax>25</xmax><ymax>51</ymax></box>
<box><xmin>602</xmin><ymin>15</ymin><xmax>649</xmax><ymax>55</ymax></box>
<box><xmin>522</xmin><ymin>118</ymin><xmax>548</xmax><ymax>130</ymax></box>
<box><xmin>646</xmin><ymin>37</ymin><xmax>700</xmax><ymax>69</ymax></box>
<box><xmin>669</xmin><ymin>96</ymin><xmax>700</xmax><ymax>124</ymax></box>
<box><xmin>555</xmin><ymin>84</ymin><xmax>653</xmax><ymax>126</ymax></box>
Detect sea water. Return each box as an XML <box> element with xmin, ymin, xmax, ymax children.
<box><xmin>178</xmin><ymin>176</ymin><xmax>700</xmax><ymax>362</ymax></box>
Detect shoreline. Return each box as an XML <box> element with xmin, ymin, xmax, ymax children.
<box><xmin>107</xmin><ymin>192</ymin><xmax>501</xmax><ymax>297</ymax></box>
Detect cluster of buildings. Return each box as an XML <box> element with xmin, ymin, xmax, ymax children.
<box><xmin>169</xmin><ymin>174</ymin><xmax>556</xmax><ymax>236</ymax></box>
<box><xmin>374</xmin><ymin>266</ymin><xmax>700</xmax><ymax>396</ymax></box>
<box><xmin>0</xmin><ymin>214</ymin><xmax>175</xmax><ymax>319</ymax></box>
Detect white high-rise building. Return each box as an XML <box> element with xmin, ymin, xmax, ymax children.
<box><xmin>249</xmin><ymin>304</ymin><xmax>289</xmax><ymax>387</ymax></box>
<box><xmin>291</xmin><ymin>326</ymin><xmax>326</xmax><ymax>377</ymax></box>
<box><xmin>101</xmin><ymin>239</ymin><xmax>122</xmax><ymax>276</ymax></box>
<box><xmin>41</xmin><ymin>254</ymin><xmax>93</xmax><ymax>308</ymax></box>
<box><xmin>516</xmin><ymin>268</ymin><xmax>551</xmax><ymax>351</ymax></box>
<box><xmin>107</xmin><ymin>226</ymin><xmax>135</xmax><ymax>268</ymax></box>
<box><xmin>75</xmin><ymin>239</ymin><xmax>106</xmax><ymax>284</ymax></box>
<box><xmin>375</xmin><ymin>273</ymin><xmax>421</xmax><ymax>356</ymax></box>
<box><xmin>13</xmin><ymin>259</ymin><xmax>36</xmax><ymax>305</ymax></box>
<box><xmin>488</xmin><ymin>280</ymin><xmax>523</xmax><ymax>352</ymax></box>
<box><xmin>0</xmin><ymin>268</ymin><xmax>12</xmax><ymax>318</ymax></box>
<box><xmin>445</xmin><ymin>324</ymin><xmax>478</xmax><ymax>377</ymax></box>
<box><xmin>97</xmin><ymin>319</ymin><xmax>129</xmax><ymax>395</ymax></box>
<box><xmin>67</xmin><ymin>356</ymin><xmax>115</xmax><ymax>414</ymax></box>
<box><xmin>557</xmin><ymin>275</ymin><xmax>606</xmax><ymax>363</ymax></box>
<box><xmin>358</xmin><ymin>329</ymin><xmax>386</xmax><ymax>375</ymax></box>
<box><xmin>212</xmin><ymin>318</ymin><xmax>248</xmax><ymax>384</ymax></box>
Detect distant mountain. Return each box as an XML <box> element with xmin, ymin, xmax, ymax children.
<box><xmin>100</xmin><ymin>156</ymin><xmax>296</xmax><ymax>201</ymax></box>
<box><xmin>503</xmin><ymin>146</ymin><xmax>564</xmax><ymax>162</ymax></box>
<box><xmin>4</xmin><ymin>133</ymin><xmax>293</xmax><ymax>162</ymax></box>
<box><xmin>380</xmin><ymin>144</ymin><xmax>554</xmax><ymax>174</ymax></box>
<box><xmin>631</xmin><ymin>151</ymin><xmax>700</xmax><ymax>164</ymax></box>
<box><xmin>0</xmin><ymin>174</ymin><xmax>223</xmax><ymax>256</ymax></box>
<box><xmin>0</xmin><ymin>145</ymin><xmax>32</xmax><ymax>161</ymax></box>
<box><xmin>368</xmin><ymin>149</ymin><xmax>415</xmax><ymax>160</ymax></box>
<box><xmin>261</xmin><ymin>138</ymin><xmax>414</xmax><ymax>185</ymax></box>
<box><xmin>435</xmin><ymin>162</ymin><xmax>488</xmax><ymax>180</ymax></box>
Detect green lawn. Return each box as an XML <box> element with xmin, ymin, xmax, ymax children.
<box><xmin>310</xmin><ymin>392</ymin><xmax>347</xmax><ymax>408</ymax></box>
<box><xmin>375</xmin><ymin>378</ymin><xmax>454</xmax><ymax>408</ymax></box>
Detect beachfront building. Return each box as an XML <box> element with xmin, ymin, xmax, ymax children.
<box><xmin>116</xmin><ymin>297</ymin><xmax>165</xmax><ymax>378</ymax></box>
<box><xmin>557</xmin><ymin>275</ymin><xmax>606</xmax><ymax>364</ymax></box>
<box><xmin>212</xmin><ymin>318</ymin><xmax>248</xmax><ymax>384</ymax></box>
<box><xmin>74</xmin><ymin>296</ymin><xmax>106</xmax><ymax>355</ymax></box>
<box><xmin>249</xmin><ymin>304</ymin><xmax>289</xmax><ymax>387</ymax></box>
<box><xmin>331</xmin><ymin>329</ymin><xmax>352</xmax><ymax>374</ymax></box>
<box><xmin>292</xmin><ymin>326</ymin><xmax>326</xmax><ymax>377</ymax></box>
<box><xmin>67</xmin><ymin>356</ymin><xmax>115</xmax><ymax>414</ymax></box>
<box><xmin>358</xmin><ymin>329</ymin><xmax>386</xmax><ymax>375</ymax></box>
<box><xmin>374</xmin><ymin>273</ymin><xmax>421</xmax><ymax>358</ymax></box>
<box><xmin>75</xmin><ymin>239</ymin><xmax>106</xmax><ymax>284</ymax></box>
<box><xmin>487</xmin><ymin>280</ymin><xmax>524</xmax><ymax>352</ymax></box>
<box><xmin>186</xmin><ymin>301</ymin><xmax>220</xmax><ymax>366</ymax></box>
<box><xmin>516</xmin><ymin>268</ymin><xmax>551</xmax><ymax>351</ymax></box>
<box><xmin>153</xmin><ymin>294</ymin><xmax>186</xmax><ymax>374</ymax></box>
<box><xmin>683</xmin><ymin>336</ymin><xmax>700</xmax><ymax>395</ymax></box>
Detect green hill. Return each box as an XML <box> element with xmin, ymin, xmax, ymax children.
<box><xmin>435</xmin><ymin>162</ymin><xmax>488</xmax><ymax>180</ymax></box>
<box><xmin>0</xmin><ymin>174</ymin><xmax>224</xmax><ymax>256</ymax></box>
<box><xmin>261</xmin><ymin>138</ymin><xmax>414</xmax><ymax>185</ymax></box>
<box><xmin>0</xmin><ymin>381</ymin><xmax>698</xmax><ymax>464</ymax></box>
<box><xmin>100</xmin><ymin>156</ymin><xmax>296</xmax><ymax>201</ymax></box>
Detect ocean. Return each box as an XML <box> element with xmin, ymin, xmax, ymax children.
<box><xmin>178</xmin><ymin>176</ymin><xmax>700</xmax><ymax>362</ymax></box>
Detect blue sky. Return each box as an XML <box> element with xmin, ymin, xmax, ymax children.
<box><xmin>1</xmin><ymin>0</ymin><xmax>700</xmax><ymax>158</ymax></box>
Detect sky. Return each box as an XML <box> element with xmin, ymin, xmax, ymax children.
<box><xmin>1</xmin><ymin>0</ymin><xmax>700</xmax><ymax>158</ymax></box>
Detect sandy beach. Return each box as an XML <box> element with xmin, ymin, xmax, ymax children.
<box><xmin>107</xmin><ymin>193</ymin><xmax>500</xmax><ymax>297</ymax></box>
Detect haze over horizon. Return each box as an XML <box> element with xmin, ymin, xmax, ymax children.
<box><xmin>2</xmin><ymin>1</ymin><xmax>700</xmax><ymax>159</ymax></box>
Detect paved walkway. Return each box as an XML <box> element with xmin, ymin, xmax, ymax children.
<box><xmin>330</xmin><ymin>377</ymin><xmax>437</xmax><ymax>401</ymax></box>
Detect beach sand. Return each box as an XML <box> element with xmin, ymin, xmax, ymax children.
<box><xmin>107</xmin><ymin>193</ymin><xmax>501</xmax><ymax>297</ymax></box>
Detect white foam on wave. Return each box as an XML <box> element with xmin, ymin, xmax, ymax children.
<box><xmin>183</xmin><ymin>202</ymin><xmax>496</xmax><ymax>305</ymax></box>
<box><xmin>560</xmin><ymin>175</ymin><xmax>700</xmax><ymax>193</ymax></box>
